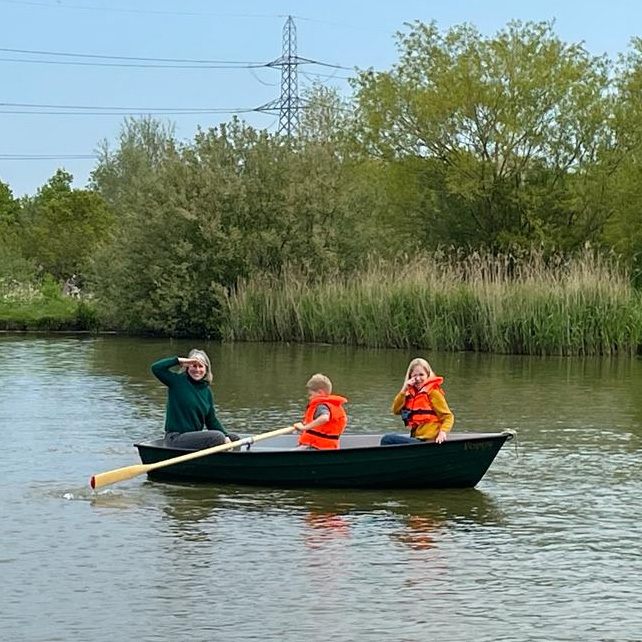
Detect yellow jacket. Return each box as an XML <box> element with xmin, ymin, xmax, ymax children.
<box><xmin>391</xmin><ymin>389</ymin><xmax>454</xmax><ymax>440</ymax></box>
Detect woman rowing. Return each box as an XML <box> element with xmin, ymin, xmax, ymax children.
<box><xmin>151</xmin><ymin>349</ymin><xmax>239</xmax><ymax>449</ymax></box>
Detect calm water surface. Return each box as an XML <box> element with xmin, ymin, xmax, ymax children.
<box><xmin>0</xmin><ymin>337</ymin><xmax>640</xmax><ymax>642</ymax></box>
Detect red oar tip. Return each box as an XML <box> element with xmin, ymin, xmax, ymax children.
<box><xmin>90</xmin><ymin>476</ymin><xmax>96</xmax><ymax>489</ymax></box>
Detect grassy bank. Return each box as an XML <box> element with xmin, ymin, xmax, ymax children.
<box><xmin>4</xmin><ymin>251</ymin><xmax>642</xmax><ymax>355</ymax></box>
<box><xmin>0</xmin><ymin>278</ymin><xmax>99</xmax><ymax>331</ymax></box>
<box><xmin>223</xmin><ymin>250</ymin><xmax>642</xmax><ymax>356</ymax></box>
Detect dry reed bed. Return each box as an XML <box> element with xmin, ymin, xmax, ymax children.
<box><xmin>223</xmin><ymin>251</ymin><xmax>642</xmax><ymax>355</ymax></box>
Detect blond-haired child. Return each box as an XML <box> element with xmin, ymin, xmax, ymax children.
<box><xmin>294</xmin><ymin>373</ymin><xmax>348</xmax><ymax>449</ymax></box>
<box><xmin>381</xmin><ymin>357</ymin><xmax>454</xmax><ymax>445</ymax></box>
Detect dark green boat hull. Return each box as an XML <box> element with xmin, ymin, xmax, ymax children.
<box><xmin>135</xmin><ymin>433</ymin><xmax>512</xmax><ymax>489</ymax></box>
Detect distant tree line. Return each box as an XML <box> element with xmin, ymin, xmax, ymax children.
<box><xmin>2</xmin><ymin>20</ymin><xmax>642</xmax><ymax>335</ymax></box>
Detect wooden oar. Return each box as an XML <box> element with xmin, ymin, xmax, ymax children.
<box><xmin>90</xmin><ymin>425</ymin><xmax>297</xmax><ymax>489</ymax></box>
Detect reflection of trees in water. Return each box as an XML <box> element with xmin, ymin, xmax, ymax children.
<box><xmin>78</xmin><ymin>337</ymin><xmax>642</xmax><ymax>454</ymax></box>
<box><xmin>86</xmin><ymin>338</ymin><xmax>365</xmax><ymax>433</ymax></box>
<box><xmin>13</xmin><ymin>336</ymin><xmax>642</xmax><ymax>446</ymax></box>
<box><xmin>87</xmin><ymin>336</ymin><xmax>176</xmax><ymax>384</ymax></box>
<box><xmin>453</xmin><ymin>353</ymin><xmax>642</xmax><ymax>453</ymax></box>
<box><xmin>84</xmin><ymin>338</ymin><xmax>421</xmax><ymax>434</ymax></box>
<box><xmin>76</xmin><ymin>336</ymin><xmax>171</xmax><ymax>436</ymax></box>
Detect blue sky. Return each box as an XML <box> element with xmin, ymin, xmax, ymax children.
<box><xmin>0</xmin><ymin>0</ymin><xmax>639</xmax><ymax>196</ymax></box>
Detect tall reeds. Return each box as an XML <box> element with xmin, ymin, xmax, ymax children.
<box><xmin>223</xmin><ymin>249</ymin><xmax>642</xmax><ymax>355</ymax></box>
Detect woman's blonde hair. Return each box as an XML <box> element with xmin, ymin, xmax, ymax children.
<box><xmin>185</xmin><ymin>348</ymin><xmax>213</xmax><ymax>383</ymax></box>
<box><xmin>404</xmin><ymin>358</ymin><xmax>433</xmax><ymax>384</ymax></box>
<box><xmin>306</xmin><ymin>373</ymin><xmax>332</xmax><ymax>394</ymax></box>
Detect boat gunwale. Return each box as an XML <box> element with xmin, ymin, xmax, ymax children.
<box><xmin>134</xmin><ymin>431</ymin><xmax>513</xmax><ymax>457</ymax></box>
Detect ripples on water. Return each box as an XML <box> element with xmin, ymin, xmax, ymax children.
<box><xmin>0</xmin><ymin>337</ymin><xmax>640</xmax><ymax>642</ymax></box>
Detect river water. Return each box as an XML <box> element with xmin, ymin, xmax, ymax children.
<box><xmin>0</xmin><ymin>336</ymin><xmax>640</xmax><ymax>642</ymax></box>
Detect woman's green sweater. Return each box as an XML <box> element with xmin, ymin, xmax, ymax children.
<box><xmin>151</xmin><ymin>356</ymin><xmax>226</xmax><ymax>435</ymax></box>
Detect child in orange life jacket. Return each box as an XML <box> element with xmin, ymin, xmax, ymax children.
<box><xmin>294</xmin><ymin>373</ymin><xmax>348</xmax><ymax>449</ymax></box>
<box><xmin>380</xmin><ymin>358</ymin><xmax>454</xmax><ymax>446</ymax></box>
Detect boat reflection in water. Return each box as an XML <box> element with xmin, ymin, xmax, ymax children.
<box><xmin>146</xmin><ymin>483</ymin><xmax>504</xmax><ymax>551</ymax></box>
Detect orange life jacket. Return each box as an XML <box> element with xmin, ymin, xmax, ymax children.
<box><xmin>401</xmin><ymin>376</ymin><xmax>444</xmax><ymax>434</ymax></box>
<box><xmin>298</xmin><ymin>394</ymin><xmax>348</xmax><ymax>450</ymax></box>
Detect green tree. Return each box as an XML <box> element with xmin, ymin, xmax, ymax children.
<box><xmin>0</xmin><ymin>178</ymin><xmax>34</xmax><ymax>281</ymax></box>
<box><xmin>353</xmin><ymin>20</ymin><xmax>618</xmax><ymax>249</ymax></box>
<box><xmin>604</xmin><ymin>39</ymin><xmax>642</xmax><ymax>276</ymax></box>
<box><xmin>90</xmin><ymin>116</ymin><xmax>176</xmax><ymax>215</ymax></box>
<box><xmin>21</xmin><ymin>169</ymin><xmax>114</xmax><ymax>279</ymax></box>
<box><xmin>90</xmin><ymin>115</ymin><xmax>383</xmax><ymax>335</ymax></box>
<box><xmin>0</xmin><ymin>178</ymin><xmax>20</xmax><ymax>226</ymax></box>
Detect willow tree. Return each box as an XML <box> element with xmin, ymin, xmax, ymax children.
<box><xmin>353</xmin><ymin>20</ymin><xmax>618</xmax><ymax>249</ymax></box>
<box><xmin>90</xmin><ymin>116</ymin><xmax>177</xmax><ymax>219</ymax></box>
<box><xmin>604</xmin><ymin>38</ymin><xmax>642</xmax><ymax>275</ymax></box>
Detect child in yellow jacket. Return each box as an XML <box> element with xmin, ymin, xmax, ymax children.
<box><xmin>381</xmin><ymin>358</ymin><xmax>454</xmax><ymax>445</ymax></box>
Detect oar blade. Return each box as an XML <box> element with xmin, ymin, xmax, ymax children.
<box><xmin>90</xmin><ymin>464</ymin><xmax>149</xmax><ymax>489</ymax></box>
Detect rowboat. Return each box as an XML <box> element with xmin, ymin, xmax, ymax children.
<box><xmin>134</xmin><ymin>432</ymin><xmax>513</xmax><ymax>489</ymax></box>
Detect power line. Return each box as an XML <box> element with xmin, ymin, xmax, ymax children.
<box><xmin>0</xmin><ymin>19</ymin><xmax>355</xmax><ymax>125</ymax></box>
<box><xmin>0</xmin><ymin>101</ymin><xmax>253</xmax><ymax>111</ymax></box>
<box><xmin>255</xmin><ymin>16</ymin><xmax>356</xmax><ymax>137</ymax></box>
<box><xmin>249</xmin><ymin>67</ymin><xmax>280</xmax><ymax>87</ymax></box>
<box><xmin>0</xmin><ymin>46</ymin><xmax>264</xmax><ymax>66</ymax></box>
<box><xmin>0</xmin><ymin>52</ymin><xmax>351</xmax><ymax>71</ymax></box>
<box><xmin>0</xmin><ymin>56</ymin><xmax>269</xmax><ymax>69</ymax></box>
<box><xmin>301</xmin><ymin>70</ymin><xmax>352</xmax><ymax>83</ymax></box>
<box><xmin>0</xmin><ymin>109</ymin><xmax>257</xmax><ymax>116</ymax></box>
<box><xmin>272</xmin><ymin>57</ymin><xmax>351</xmax><ymax>71</ymax></box>
<box><xmin>256</xmin><ymin>16</ymin><xmax>303</xmax><ymax>138</ymax></box>
<box><xmin>0</xmin><ymin>97</ymin><xmax>261</xmax><ymax>115</ymax></box>
<box><xmin>0</xmin><ymin>14</ymin><xmax>356</xmax><ymax>160</ymax></box>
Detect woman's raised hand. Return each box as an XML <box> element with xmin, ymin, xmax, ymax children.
<box><xmin>178</xmin><ymin>357</ymin><xmax>202</xmax><ymax>367</ymax></box>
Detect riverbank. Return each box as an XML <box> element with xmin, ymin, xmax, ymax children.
<box><xmin>0</xmin><ymin>279</ymin><xmax>99</xmax><ymax>331</ymax></box>
<box><xmin>3</xmin><ymin>251</ymin><xmax>642</xmax><ymax>355</ymax></box>
<box><xmin>0</xmin><ymin>299</ymin><xmax>98</xmax><ymax>331</ymax></box>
